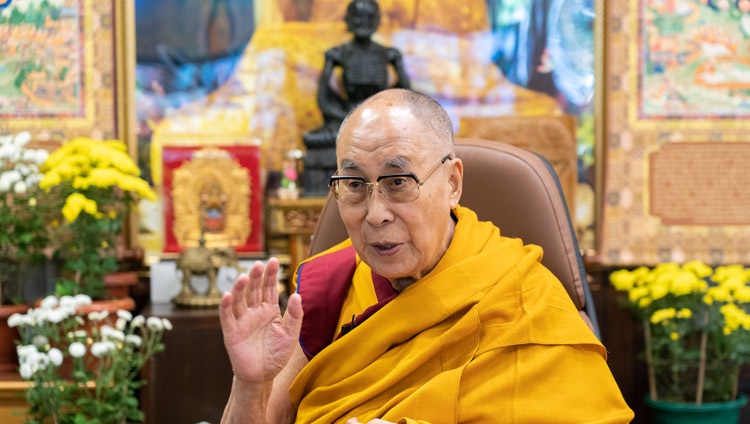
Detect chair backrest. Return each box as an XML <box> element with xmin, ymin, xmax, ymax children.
<box><xmin>307</xmin><ymin>137</ymin><xmax>600</xmax><ymax>338</ymax></box>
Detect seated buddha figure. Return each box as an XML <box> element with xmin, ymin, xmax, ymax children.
<box><xmin>301</xmin><ymin>0</ymin><xmax>410</xmax><ymax>196</ymax></box>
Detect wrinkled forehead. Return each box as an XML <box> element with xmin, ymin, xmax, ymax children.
<box><xmin>338</xmin><ymin>110</ymin><xmax>435</xmax><ymax>163</ymax></box>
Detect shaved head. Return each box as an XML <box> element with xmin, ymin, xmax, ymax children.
<box><xmin>338</xmin><ymin>89</ymin><xmax>454</xmax><ymax>154</ymax></box>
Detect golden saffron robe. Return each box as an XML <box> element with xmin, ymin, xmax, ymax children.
<box><xmin>291</xmin><ymin>206</ymin><xmax>633</xmax><ymax>423</ymax></box>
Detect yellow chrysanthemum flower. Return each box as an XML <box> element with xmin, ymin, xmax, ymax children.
<box><xmin>88</xmin><ymin>168</ymin><xmax>123</xmax><ymax>188</ymax></box>
<box><xmin>117</xmin><ymin>175</ymin><xmax>156</xmax><ymax>201</ymax></box>
<box><xmin>676</xmin><ymin>308</ymin><xmax>692</xmax><ymax>319</ymax></box>
<box><xmin>651</xmin><ymin>308</ymin><xmax>677</xmax><ymax>324</ymax></box>
<box><xmin>734</xmin><ymin>287</ymin><xmax>750</xmax><ymax>303</ymax></box>
<box><xmin>61</xmin><ymin>193</ymin><xmax>98</xmax><ymax>223</ymax></box>
<box><xmin>714</xmin><ymin>265</ymin><xmax>748</xmax><ymax>284</ymax></box>
<box><xmin>706</xmin><ymin>286</ymin><xmax>732</xmax><ymax>303</ymax></box>
<box><xmin>38</xmin><ymin>170</ymin><xmax>61</xmax><ymax>189</ymax></box>
<box><xmin>610</xmin><ymin>269</ymin><xmax>638</xmax><ymax>292</ymax></box>
<box><xmin>629</xmin><ymin>287</ymin><xmax>650</xmax><ymax>303</ymax></box>
<box><xmin>650</xmin><ymin>281</ymin><xmax>670</xmax><ymax>300</ymax></box>
<box><xmin>669</xmin><ymin>270</ymin><xmax>701</xmax><ymax>296</ymax></box>
<box><xmin>683</xmin><ymin>260</ymin><xmax>713</xmax><ymax>279</ymax></box>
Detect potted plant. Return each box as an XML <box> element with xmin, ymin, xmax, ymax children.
<box><xmin>0</xmin><ymin>131</ymin><xmax>53</xmax><ymax>372</ymax></box>
<box><xmin>610</xmin><ymin>261</ymin><xmax>750</xmax><ymax>423</ymax></box>
<box><xmin>0</xmin><ymin>131</ymin><xmax>53</xmax><ymax>304</ymax></box>
<box><xmin>8</xmin><ymin>294</ymin><xmax>172</xmax><ymax>423</ymax></box>
<box><xmin>39</xmin><ymin>137</ymin><xmax>155</xmax><ymax>303</ymax></box>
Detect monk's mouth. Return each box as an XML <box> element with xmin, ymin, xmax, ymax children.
<box><xmin>372</xmin><ymin>243</ymin><xmax>400</xmax><ymax>254</ymax></box>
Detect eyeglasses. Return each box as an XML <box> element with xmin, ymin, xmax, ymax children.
<box><xmin>329</xmin><ymin>155</ymin><xmax>452</xmax><ymax>205</ymax></box>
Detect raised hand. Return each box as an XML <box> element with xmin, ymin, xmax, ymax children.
<box><xmin>219</xmin><ymin>257</ymin><xmax>304</xmax><ymax>384</ymax></box>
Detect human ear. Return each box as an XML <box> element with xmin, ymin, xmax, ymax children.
<box><xmin>447</xmin><ymin>158</ymin><xmax>463</xmax><ymax>208</ymax></box>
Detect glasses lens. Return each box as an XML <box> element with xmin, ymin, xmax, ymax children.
<box><xmin>379</xmin><ymin>176</ymin><xmax>418</xmax><ymax>203</ymax></box>
<box><xmin>334</xmin><ymin>179</ymin><xmax>367</xmax><ymax>204</ymax></box>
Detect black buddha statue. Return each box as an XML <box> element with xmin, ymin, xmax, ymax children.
<box><xmin>301</xmin><ymin>0</ymin><xmax>411</xmax><ymax>196</ymax></box>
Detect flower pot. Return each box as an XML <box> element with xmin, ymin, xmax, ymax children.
<box><xmin>103</xmin><ymin>271</ymin><xmax>138</xmax><ymax>301</ymax></box>
<box><xmin>645</xmin><ymin>394</ymin><xmax>748</xmax><ymax>424</ymax></box>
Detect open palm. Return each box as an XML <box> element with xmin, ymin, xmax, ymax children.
<box><xmin>219</xmin><ymin>258</ymin><xmax>303</xmax><ymax>383</ymax></box>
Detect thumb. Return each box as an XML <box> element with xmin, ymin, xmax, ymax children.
<box><xmin>282</xmin><ymin>292</ymin><xmax>304</xmax><ymax>338</ymax></box>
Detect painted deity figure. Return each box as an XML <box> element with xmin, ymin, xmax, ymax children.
<box><xmin>302</xmin><ymin>0</ymin><xmax>411</xmax><ymax>196</ymax></box>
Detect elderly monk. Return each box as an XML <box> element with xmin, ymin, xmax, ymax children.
<box><xmin>219</xmin><ymin>89</ymin><xmax>634</xmax><ymax>423</ymax></box>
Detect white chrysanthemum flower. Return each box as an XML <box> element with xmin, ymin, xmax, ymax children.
<box><xmin>13</xmin><ymin>180</ymin><xmax>27</xmax><ymax>194</ymax></box>
<box><xmin>17</xmin><ymin>344</ymin><xmax>38</xmax><ymax>359</ymax></box>
<box><xmin>40</xmin><ymin>295</ymin><xmax>58</xmax><ymax>310</ymax></box>
<box><xmin>146</xmin><ymin>316</ymin><xmax>163</xmax><ymax>331</ymax></box>
<box><xmin>19</xmin><ymin>363</ymin><xmax>33</xmax><ymax>379</ymax></box>
<box><xmin>88</xmin><ymin>311</ymin><xmax>109</xmax><ymax>322</ymax></box>
<box><xmin>32</xmin><ymin>335</ymin><xmax>49</xmax><ymax>348</ymax></box>
<box><xmin>117</xmin><ymin>310</ymin><xmax>133</xmax><ymax>321</ymax></box>
<box><xmin>101</xmin><ymin>325</ymin><xmax>125</xmax><ymax>341</ymax></box>
<box><xmin>14</xmin><ymin>131</ymin><xmax>31</xmax><ymax>146</ymax></box>
<box><xmin>15</xmin><ymin>163</ymin><xmax>29</xmax><ymax>176</ymax></box>
<box><xmin>91</xmin><ymin>341</ymin><xmax>116</xmax><ymax>358</ymax></box>
<box><xmin>131</xmin><ymin>315</ymin><xmax>145</xmax><ymax>328</ymax></box>
<box><xmin>126</xmin><ymin>334</ymin><xmax>142</xmax><ymax>347</ymax></box>
<box><xmin>162</xmin><ymin>318</ymin><xmax>173</xmax><ymax>331</ymax></box>
<box><xmin>71</xmin><ymin>330</ymin><xmax>88</xmax><ymax>339</ymax></box>
<box><xmin>7</xmin><ymin>313</ymin><xmax>23</xmax><ymax>328</ymax></box>
<box><xmin>59</xmin><ymin>296</ymin><xmax>76</xmax><ymax>308</ymax></box>
<box><xmin>58</xmin><ymin>305</ymin><xmax>76</xmax><ymax>319</ymax></box>
<box><xmin>26</xmin><ymin>351</ymin><xmax>50</xmax><ymax>371</ymax></box>
<box><xmin>0</xmin><ymin>176</ymin><xmax>10</xmax><ymax>192</ymax></box>
<box><xmin>116</xmin><ymin>318</ymin><xmax>127</xmax><ymax>331</ymax></box>
<box><xmin>45</xmin><ymin>309</ymin><xmax>67</xmax><ymax>324</ymax></box>
<box><xmin>47</xmin><ymin>348</ymin><xmax>63</xmax><ymax>366</ymax></box>
<box><xmin>74</xmin><ymin>294</ymin><xmax>92</xmax><ymax>307</ymax></box>
<box><xmin>69</xmin><ymin>342</ymin><xmax>86</xmax><ymax>358</ymax></box>
<box><xmin>33</xmin><ymin>148</ymin><xmax>49</xmax><ymax>165</ymax></box>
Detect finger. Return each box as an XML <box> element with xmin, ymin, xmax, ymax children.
<box><xmin>246</xmin><ymin>261</ymin><xmax>264</xmax><ymax>306</ymax></box>
<box><xmin>231</xmin><ymin>274</ymin><xmax>249</xmax><ymax>318</ymax></box>
<box><xmin>263</xmin><ymin>257</ymin><xmax>280</xmax><ymax>304</ymax></box>
<box><xmin>219</xmin><ymin>291</ymin><xmax>236</xmax><ymax>332</ymax></box>
<box><xmin>345</xmin><ymin>418</ymin><xmax>360</xmax><ymax>424</ymax></box>
<box><xmin>282</xmin><ymin>292</ymin><xmax>304</xmax><ymax>339</ymax></box>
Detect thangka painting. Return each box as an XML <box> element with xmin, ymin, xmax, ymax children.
<box><xmin>600</xmin><ymin>0</ymin><xmax>750</xmax><ymax>267</ymax></box>
<box><xmin>0</xmin><ymin>0</ymin><xmax>131</xmax><ymax>146</ymax></box>
<box><xmin>134</xmin><ymin>0</ymin><xmax>598</xmax><ymax>257</ymax></box>
<box><xmin>635</xmin><ymin>0</ymin><xmax>750</xmax><ymax>123</ymax></box>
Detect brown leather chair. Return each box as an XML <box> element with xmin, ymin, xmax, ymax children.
<box><xmin>307</xmin><ymin>137</ymin><xmax>600</xmax><ymax>338</ymax></box>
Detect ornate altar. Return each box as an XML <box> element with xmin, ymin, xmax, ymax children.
<box><xmin>162</xmin><ymin>145</ymin><xmax>264</xmax><ymax>255</ymax></box>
